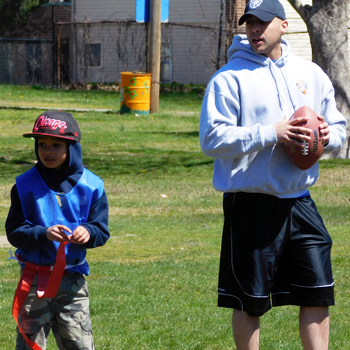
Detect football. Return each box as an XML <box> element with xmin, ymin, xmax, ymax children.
<box><xmin>284</xmin><ymin>106</ymin><xmax>324</xmax><ymax>170</ymax></box>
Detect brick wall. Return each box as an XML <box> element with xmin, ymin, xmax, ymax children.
<box><xmin>225</xmin><ymin>0</ymin><xmax>246</xmax><ymax>28</ymax></box>
<box><xmin>236</xmin><ymin>0</ymin><xmax>246</xmax><ymax>21</ymax></box>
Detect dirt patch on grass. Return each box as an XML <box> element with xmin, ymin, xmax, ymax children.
<box><xmin>0</xmin><ymin>235</ymin><xmax>10</xmax><ymax>248</ymax></box>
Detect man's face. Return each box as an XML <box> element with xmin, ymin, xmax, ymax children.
<box><xmin>245</xmin><ymin>16</ymin><xmax>288</xmax><ymax>60</ymax></box>
<box><xmin>37</xmin><ymin>135</ymin><xmax>68</xmax><ymax>171</ymax></box>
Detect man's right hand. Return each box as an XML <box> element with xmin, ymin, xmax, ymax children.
<box><xmin>275</xmin><ymin>115</ymin><xmax>312</xmax><ymax>146</ymax></box>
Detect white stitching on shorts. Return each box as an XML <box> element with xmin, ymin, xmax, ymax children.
<box><xmin>290</xmin><ymin>282</ymin><xmax>335</xmax><ymax>288</ymax></box>
<box><xmin>218</xmin><ymin>292</ymin><xmax>244</xmax><ymax>310</ymax></box>
<box><xmin>230</xmin><ymin>193</ymin><xmax>269</xmax><ymax>299</ymax></box>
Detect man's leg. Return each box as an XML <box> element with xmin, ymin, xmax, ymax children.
<box><xmin>232</xmin><ymin>309</ymin><xmax>260</xmax><ymax>350</ymax></box>
<box><xmin>299</xmin><ymin>306</ymin><xmax>329</xmax><ymax>350</ymax></box>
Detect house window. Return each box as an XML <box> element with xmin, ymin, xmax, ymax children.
<box><xmin>84</xmin><ymin>43</ymin><xmax>101</xmax><ymax>67</ymax></box>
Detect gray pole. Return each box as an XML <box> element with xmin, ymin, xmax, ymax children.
<box><xmin>217</xmin><ymin>0</ymin><xmax>225</xmax><ymax>71</ymax></box>
<box><xmin>149</xmin><ymin>0</ymin><xmax>161</xmax><ymax>113</ymax></box>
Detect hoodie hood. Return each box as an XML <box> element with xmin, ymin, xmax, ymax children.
<box><xmin>227</xmin><ymin>34</ymin><xmax>291</xmax><ymax>66</ymax></box>
<box><xmin>35</xmin><ymin>139</ymin><xmax>84</xmax><ymax>193</ymax></box>
<box><xmin>226</xmin><ymin>34</ymin><xmax>295</xmax><ymax>112</ymax></box>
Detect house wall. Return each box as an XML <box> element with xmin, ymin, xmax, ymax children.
<box><xmin>63</xmin><ymin>0</ymin><xmax>350</xmax><ymax>85</ymax></box>
<box><xmin>1</xmin><ymin>0</ymin><xmax>348</xmax><ymax>86</ymax></box>
<box><xmin>169</xmin><ymin>0</ymin><xmax>222</xmax><ymax>24</ymax></box>
<box><xmin>74</xmin><ymin>1</ymin><xmax>134</xmax><ymax>21</ymax></box>
<box><xmin>74</xmin><ymin>0</ymin><xmax>222</xmax><ymax>24</ymax></box>
<box><xmin>73</xmin><ymin>22</ymin><xmax>148</xmax><ymax>83</ymax></box>
<box><xmin>73</xmin><ymin>0</ymin><xmax>224</xmax><ymax>84</ymax></box>
<box><xmin>281</xmin><ymin>0</ymin><xmax>312</xmax><ymax>62</ymax></box>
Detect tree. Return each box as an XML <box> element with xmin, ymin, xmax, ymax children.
<box><xmin>0</xmin><ymin>0</ymin><xmax>46</xmax><ymax>35</ymax></box>
<box><xmin>288</xmin><ymin>0</ymin><xmax>350</xmax><ymax>158</ymax></box>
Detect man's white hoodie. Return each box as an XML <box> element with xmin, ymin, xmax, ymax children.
<box><xmin>199</xmin><ymin>35</ymin><xmax>347</xmax><ymax>198</ymax></box>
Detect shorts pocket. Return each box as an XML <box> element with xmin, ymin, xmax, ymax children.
<box><xmin>80</xmin><ymin>317</ymin><xmax>94</xmax><ymax>349</ymax></box>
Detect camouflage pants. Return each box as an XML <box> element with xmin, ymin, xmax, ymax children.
<box><xmin>16</xmin><ymin>272</ymin><xmax>94</xmax><ymax>350</ymax></box>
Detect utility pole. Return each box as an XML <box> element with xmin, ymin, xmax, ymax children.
<box><xmin>149</xmin><ymin>0</ymin><xmax>161</xmax><ymax>113</ymax></box>
<box><xmin>217</xmin><ymin>0</ymin><xmax>225</xmax><ymax>70</ymax></box>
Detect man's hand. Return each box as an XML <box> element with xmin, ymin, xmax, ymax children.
<box><xmin>46</xmin><ymin>225</ymin><xmax>71</xmax><ymax>243</ymax></box>
<box><xmin>275</xmin><ymin>115</ymin><xmax>312</xmax><ymax>146</ymax></box>
<box><xmin>69</xmin><ymin>226</ymin><xmax>90</xmax><ymax>245</ymax></box>
<box><xmin>317</xmin><ymin>115</ymin><xmax>330</xmax><ymax>146</ymax></box>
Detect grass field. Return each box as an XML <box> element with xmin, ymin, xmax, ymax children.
<box><xmin>0</xmin><ymin>86</ymin><xmax>349</xmax><ymax>349</ymax></box>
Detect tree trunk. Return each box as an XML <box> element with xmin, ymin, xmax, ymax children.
<box><xmin>288</xmin><ymin>0</ymin><xmax>350</xmax><ymax>158</ymax></box>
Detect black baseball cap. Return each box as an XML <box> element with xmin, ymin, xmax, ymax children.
<box><xmin>239</xmin><ymin>0</ymin><xmax>286</xmax><ymax>26</ymax></box>
<box><xmin>23</xmin><ymin>110</ymin><xmax>81</xmax><ymax>142</ymax></box>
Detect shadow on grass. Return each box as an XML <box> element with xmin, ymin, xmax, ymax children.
<box><xmin>147</xmin><ymin>131</ymin><xmax>199</xmax><ymax>138</ymax></box>
<box><xmin>0</xmin><ymin>147</ymin><xmax>214</xmax><ymax>178</ymax></box>
<box><xmin>83</xmin><ymin>148</ymin><xmax>214</xmax><ymax>177</ymax></box>
<box><xmin>0</xmin><ymin>150</ymin><xmax>34</xmax><ymax>178</ymax></box>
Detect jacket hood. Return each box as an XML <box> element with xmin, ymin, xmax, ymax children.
<box><xmin>227</xmin><ymin>34</ymin><xmax>291</xmax><ymax>66</ymax></box>
<box><xmin>35</xmin><ymin>139</ymin><xmax>84</xmax><ymax>193</ymax></box>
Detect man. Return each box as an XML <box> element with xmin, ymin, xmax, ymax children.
<box><xmin>199</xmin><ymin>0</ymin><xmax>347</xmax><ymax>349</ymax></box>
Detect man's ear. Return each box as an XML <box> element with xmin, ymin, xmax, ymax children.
<box><xmin>281</xmin><ymin>20</ymin><xmax>289</xmax><ymax>35</ymax></box>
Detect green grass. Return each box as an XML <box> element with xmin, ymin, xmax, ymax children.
<box><xmin>0</xmin><ymin>86</ymin><xmax>350</xmax><ymax>349</ymax></box>
<box><xmin>0</xmin><ymin>84</ymin><xmax>203</xmax><ymax>112</ymax></box>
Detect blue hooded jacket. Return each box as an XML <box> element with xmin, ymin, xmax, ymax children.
<box><xmin>6</xmin><ymin>140</ymin><xmax>110</xmax><ymax>275</ymax></box>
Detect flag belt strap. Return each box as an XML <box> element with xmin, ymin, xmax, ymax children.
<box><xmin>12</xmin><ymin>242</ymin><xmax>67</xmax><ymax>350</ymax></box>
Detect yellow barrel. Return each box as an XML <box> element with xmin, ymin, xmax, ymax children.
<box><xmin>120</xmin><ymin>72</ymin><xmax>151</xmax><ymax>114</ymax></box>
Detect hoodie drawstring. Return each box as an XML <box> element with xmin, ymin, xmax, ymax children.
<box><xmin>281</xmin><ymin>56</ymin><xmax>297</xmax><ymax>112</ymax></box>
<box><xmin>269</xmin><ymin>57</ymin><xmax>297</xmax><ymax>115</ymax></box>
<box><xmin>269</xmin><ymin>60</ymin><xmax>285</xmax><ymax>111</ymax></box>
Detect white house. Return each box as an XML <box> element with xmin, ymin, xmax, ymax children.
<box><xmin>69</xmin><ymin>0</ymin><xmax>336</xmax><ymax>85</ymax></box>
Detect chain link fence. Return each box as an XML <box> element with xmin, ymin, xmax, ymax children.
<box><xmin>0</xmin><ymin>21</ymin><xmax>314</xmax><ymax>87</ymax></box>
<box><xmin>0</xmin><ymin>39</ymin><xmax>53</xmax><ymax>85</ymax></box>
<box><xmin>65</xmin><ymin>21</ymin><xmax>228</xmax><ymax>86</ymax></box>
<box><xmin>0</xmin><ymin>20</ymin><xmax>232</xmax><ymax>87</ymax></box>
<box><xmin>0</xmin><ymin>20</ymin><xmax>312</xmax><ymax>88</ymax></box>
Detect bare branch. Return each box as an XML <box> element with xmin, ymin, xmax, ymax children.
<box><xmin>287</xmin><ymin>0</ymin><xmax>306</xmax><ymax>21</ymax></box>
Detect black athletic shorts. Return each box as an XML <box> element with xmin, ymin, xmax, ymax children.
<box><xmin>218</xmin><ymin>192</ymin><xmax>335</xmax><ymax>317</ymax></box>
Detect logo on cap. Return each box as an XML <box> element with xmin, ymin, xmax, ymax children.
<box><xmin>249</xmin><ymin>0</ymin><xmax>264</xmax><ymax>9</ymax></box>
<box><xmin>34</xmin><ymin>115</ymin><xmax>68</xmax><ymax>133</ymax></box>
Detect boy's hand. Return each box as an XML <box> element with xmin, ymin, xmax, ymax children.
<box><xmin>69</xmin><ymin>226</ymin><xmax>90</xmax><ymax>245</ymax></box>
<box><xmin>46</xmin><ymin>225</ymin><xmax>71</xmax><ymax>242</ymax></box>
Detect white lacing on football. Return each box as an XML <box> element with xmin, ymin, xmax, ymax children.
<box><xmin>302</xmin><ymin>138</ymin><xmax>309</xmax><ymax>155</ymax></box>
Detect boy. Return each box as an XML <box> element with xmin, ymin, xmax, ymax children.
<box><xmin>199</xmin><ymin>0</ymin><xmax>346</xmax><ymax>349</ymax></box>
<box><xmin>6</xmin><ymin>110</ymin><xmax>110</xmax><ymax>350</ymax></box>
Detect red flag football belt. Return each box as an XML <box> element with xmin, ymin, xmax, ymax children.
<box><xmin>12</xmin><ymin>242</ymin><xmax>67</xmax><ymax>350</ymax></box>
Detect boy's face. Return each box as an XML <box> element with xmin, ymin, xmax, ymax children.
<box><xmin>245</xmin><ymin>16</ymin><xmax>288</xmax><ymax>60</ymax></box>
<box><xmin>37</xmin><ymin>135</ymin><xmax>68</xmax><ymax>171</ymax></box>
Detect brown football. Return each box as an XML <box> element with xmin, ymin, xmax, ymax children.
<box><xmin>284</xmin><ymin>106</ymin><xmax>324</xmax><ymax>170</ymax></box>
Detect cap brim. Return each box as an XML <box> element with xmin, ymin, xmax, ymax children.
<box><xmin>22</xmin><ymin>132</ymin><xmax>76</xmax><ymax>141</ymax></box>
<box><xmin>239</xmin><ymin>11</ymin><xmax>276</xmax><ymax>26</ymax></box>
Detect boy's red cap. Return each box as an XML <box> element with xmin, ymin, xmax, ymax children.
<box><xmin>23</xmin><ymin>110</ymin><xmax>81</xmax><ymax>142</ymax></box>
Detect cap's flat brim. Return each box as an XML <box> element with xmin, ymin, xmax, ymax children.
<box><xmin>239</xmin><ymin>10</ymin><xmax>276</xmax><ymax>25</ymax></box>
<box><xmin>22</xmin><ymin>132</ymin><xmax>76</xmax><ymax>141</ymax></box>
